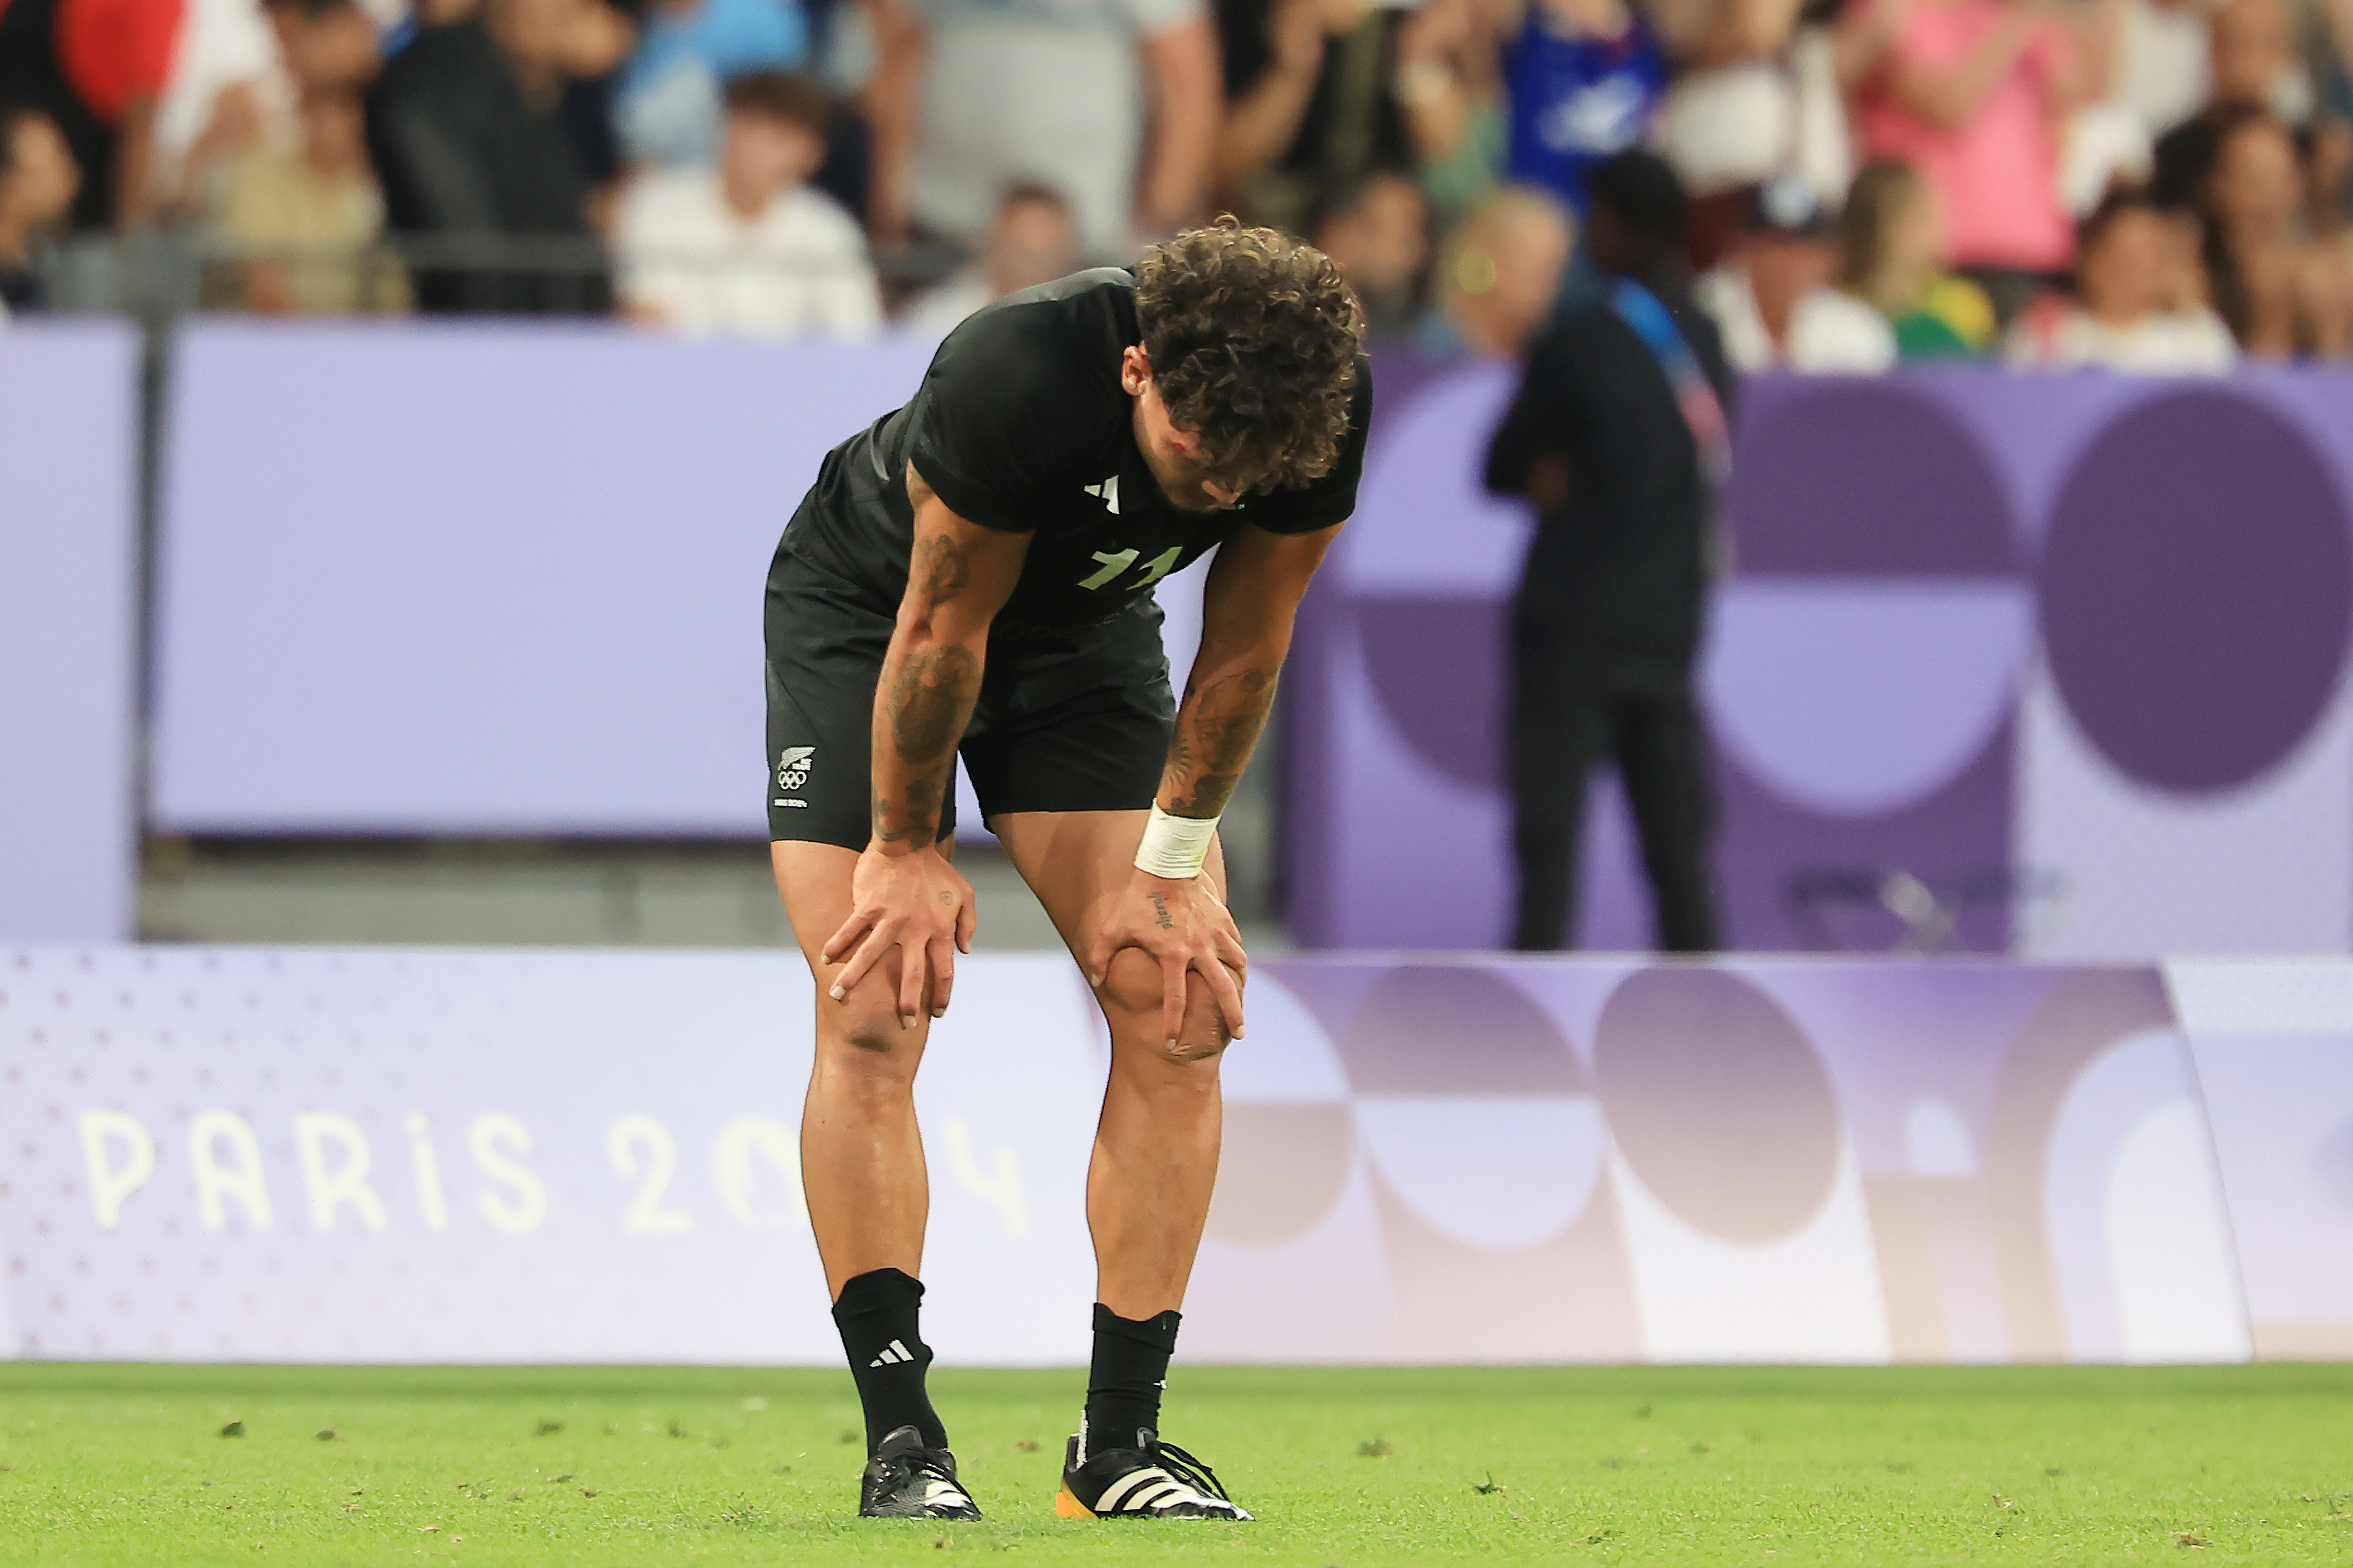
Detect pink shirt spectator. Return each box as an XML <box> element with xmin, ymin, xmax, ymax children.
<box><xmin>1854</xmin><ymin>0</ymin><xmax>2074</xmax><ymax>271</ymax></box>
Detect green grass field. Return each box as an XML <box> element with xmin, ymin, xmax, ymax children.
<box><xmin>2</xmin><ymin>1363</ymin><xmax>2349</xmax><ymax>1564</ymax></box>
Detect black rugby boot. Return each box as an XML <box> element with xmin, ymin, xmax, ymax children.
<box><xmin>859</xmin><ymin>1424</ymin><xmax>982</xmax><ymax>1519</ymax></box>
<box><xmin>1054</xmin><ymin>1424</ymin><xmax>1251</xmax><ymax>1519</ymax></box>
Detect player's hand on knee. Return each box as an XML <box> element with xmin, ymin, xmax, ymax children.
<box><xmin>824</xmin><ymin>844</ymin><xmax>977</xmax><ymax>1027</ymax></box>
<box><xmin>1086</xmin><ymin>871</ymin><xmax>1248</xmax><ymax>1050</ymax></box>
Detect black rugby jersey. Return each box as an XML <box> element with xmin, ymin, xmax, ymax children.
<box><xmin>776</xmin><ymin>268</ymin><xmax>1372</xmax><ymax>629</ymax></box>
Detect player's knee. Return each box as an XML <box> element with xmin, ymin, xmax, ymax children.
<box><xmin>1164</xmin><ymin>1009</ymin><xmax>1233</xmax><ymax>1067</ymax></box>
<box><xmin>1097</xmin><ymin>948</ymin><xmax>1168</xmax><ymax>1023</ymax></box>
<box><xmin>817</xmin><ymin>976</ymin><xmax>923</xmax><ymax>1062</ymax></box>
<box><xmin>1099</xmin><ymin>950</ymin><xmax>1235</xmax><ymax>1067</ymax></box>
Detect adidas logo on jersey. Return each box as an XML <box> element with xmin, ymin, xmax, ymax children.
<box><xmin>1083</xmin><ymin>475</ymin><xmax>1120</xmax><ymax>515</ymax></box>
<box><xmin>869</xmin><ymin>1339</ymin><xmax>915</xmax><ymax>1368</ymax></box>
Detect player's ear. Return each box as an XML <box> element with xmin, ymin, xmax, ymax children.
<box><xmin>1119</xmin><ymin>345</ymin><xmax>1151</xmax><ymax>397</ymax></box>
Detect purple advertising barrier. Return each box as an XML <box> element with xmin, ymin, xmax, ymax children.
<box><xmin>1290</xmin><ymin>365</ymin><xmax>2353</xmax><ymax>958</ymax></box>
<box><xmin>151</xmin><ymin>323</ymin><xmax>940</xmax><ymax>836</ymax></box>
<box><xmin>7</xmin><ymin>946</ymin><xmax>2299</xmax><ymax>1365</ymax></box>
<box><xmin>2166</xmin><ymin>958</ymin><xmax>2353</xmax><ymax>1359</ymax></box>
<box><xmin>0</xmin><ymin>321</ymin><xmax>141</xmax><ymax>940</ymax></box>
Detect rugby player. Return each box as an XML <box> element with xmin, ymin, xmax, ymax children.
<box><xmin>762</xmin><ymin>220</ymin><xmax>1371</xmax><ymax>1521</ymax></box>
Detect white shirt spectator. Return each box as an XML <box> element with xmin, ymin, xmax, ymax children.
<box><xmin>2006</xmin><ymin>306</ymin><xmax>2239</xmax><ymax>372</ymax></box>
<box><xmin>909</xmin><ymin>0</ymin><xmax>1204</xmax><ymax>258</ymax></box>
<box><xmin>2114</xmin><ymin>0</ymin><xmax>2212</xmax><ymax>135</ymax></box>
<box><xmin>1698</xmin><ymin>265</ymin><xmax>1897</xmax><ymax>372</ymax></box>
<box><xmin>618</xmin><ymin>169</ymin><xmax>882</xmax><ymax>339</ymax></box>
<box><xmin>1653</xmin><ymin>61</ymin><xmax>1793</xmax><ymax>195</ymax></box>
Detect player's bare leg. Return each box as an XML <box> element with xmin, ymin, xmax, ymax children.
<box><xmin>991</xmin><ymin>808</ymin><xmax>1251</xmax><ymax>1519</ymax></box>
<box><xmin>992</xmin><ymin>809</ymin><xmax>1231</xmax><ymax>1315</ymax></box>
<box><xmin>771</xmin><ymin>839</ymin><xmax>977</xmax><ymax>1519</ymax></box>
<box><xmin>772</xmin><ymin>840</ymin><xmax>935</xmax><ymax>1295</ymax></box>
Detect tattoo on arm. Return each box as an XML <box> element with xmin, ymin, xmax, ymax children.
<box><xmin>873</xmin><ymin>641</ymin><xmax>981</xmax><ymax>845</ymax></box>
<box><xmin>913</xmin><ymin>532</ymin><xmax>969</xmax><ymax>605</ymax></box>
<box><xmin>1161</xmin><ymin>663</ymin><xmax>1280</xmax><ymax>820</ymax></box>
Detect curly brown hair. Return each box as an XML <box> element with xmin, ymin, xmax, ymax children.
<box><xmin>1132</xmin><ymin>218</ymin><xmax>1365</xmax><ymax>493</ymax></box>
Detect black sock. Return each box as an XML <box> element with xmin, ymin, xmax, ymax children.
<box><xmin>1083</xmin><ymin>1303</ymin><xmax>1180</xmax><ymax>1456</ymax></box>
<box><xmin>832</xmin><ymin>1268</ymin><xmax>948</xmax><ymax>1453</ymax></box>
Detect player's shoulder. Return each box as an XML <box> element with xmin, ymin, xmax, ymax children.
<box><xmin>943</xmin><ymin>267</ymin><xmax>1136</xmax><ymax>353</ymax></box>
<box><xmin>928</xmin><ymin>267</ymin><xmax>1134</xmax><ymax>401</ymax></box>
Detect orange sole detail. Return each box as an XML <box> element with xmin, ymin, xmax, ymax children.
<box><xmin>1053</xmin><ymin>1487</ymin><xmax>1096</xmax><ymax>1519</ymax></box>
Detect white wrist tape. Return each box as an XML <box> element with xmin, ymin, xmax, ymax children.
<box><xmin>1134</xmin><ymin>803</ymin><xmax>1219</xmax><ymax>879</ymax></box>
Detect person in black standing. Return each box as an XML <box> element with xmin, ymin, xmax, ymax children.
<box><xmin>1483</xmin><ymin>150</ymin><xmax>1729</xmax><ymax>953</ymax></box>
<box><xmin>365</xmin><ymin>0</ymin><xmax>611</xmax><ymax>314</ymax></box>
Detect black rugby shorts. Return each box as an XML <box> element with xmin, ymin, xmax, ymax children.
<box><xmin>764</xmin><ymin>555</ymin><xmax>1176</xmax><ymax>848</ymax></box>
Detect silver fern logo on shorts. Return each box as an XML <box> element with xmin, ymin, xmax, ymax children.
<box><xmin>776</xmin><ymin>746</ymin><xmax>815</xmax><ymax>793</ymax></box>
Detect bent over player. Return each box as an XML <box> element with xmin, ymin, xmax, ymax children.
<box><xmin>763</xmin><ymin>222</ymin><xmax>1370</xmax><ymax>1521</ymax></box>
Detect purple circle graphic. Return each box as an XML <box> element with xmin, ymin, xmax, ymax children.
<box><xmin>2041</xmin><ymin>391</ymin><xmax>2353</xmax><ymax>794</ymax></box>
<box><xmin>1594</xmin><ymin>967</ymin><xmax>1839</xmax><ymax>1243</ymax></box>
<box><xmin>1729</xmin><ymin>380</ymin><xmax>2016</xmax><ymax>575</ymax></box>
<box><xmin>1342</xmin><ymin>966</ymin><xmax>1582</xmax><ymax>1096</ymax></box>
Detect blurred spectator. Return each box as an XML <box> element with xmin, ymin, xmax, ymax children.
<box><xmin>212</xmin><ymin>87</ymin><xmax>408</xmax><ymax>312</ymax></box>
<box><xmin>0</xmin><ymin>104</ymin><xmax>78</xmax><ymax>313</ymax></box>
<box><xmin>1649</xmin><ymin>0</ymin><xmax>1795</xmax><ymax>196</ymax></box>
<box><xmin>614</xmin><ymin>0</ymin><xmax>805</xmax><ymax>168</ymax></box>
<box><xmin>1484</xmin><ymin>150</ymin><xmax>1727</xmax><ymax>954</ymax></box>
<box><xmin>2008</xmin><ymin>185</ymin><xmax>2237</xmax><ymax>367</ymax></box>
<box><xmin>872</xmin><ymin>0</ymin><xmax>1219</xmax><ymax>260</ymax></box>
<box><xmin>1502</xmin><ymin>0</ymin><xmax>1669</xmax><ymax>214</ymax></box>
<box><xmin>2198</xmin><ymin>104</ymin><xmax>2350</xmax><ymax>352</ymax></box>
<box><xmin>1215</xmin><ymin>0</ymin><xmax>1414</xmax><ymax>236</ymax></box>
<box><xmin>1310</xmin><ymin>168</ymin><xmax>1430</xmax><ymax>336</ymax></box>
<box><xmin>261</xmin><ymin>0</ymin><xmax>381</xmax><ymax>94</ymax></box>
<box><xmin>1845</xmin><ymin>0</ymin><xmax>2089</xmax><ymax>323</ymax></box>
<box><xmin>2059</xmin><ymin>0</ymin><xmax>2158</xmax><ymax>217</ymax></box>
<box><xmin>1432</xmin><ymin>181</ymin><xmax>1572</xmax><ymax>352</ymax></box>
<box><xmin>616</xmin><ymin>69</ymin><xmax>879</xmax><ymax>335</ymax></box>
<box><xmin>1697</xmin><ymin>172</ymin><xmax>1897</xmax><ymax>369</ymax></box>
<box><xmin>0</xmin><ymin>0</ymin><xmax>282</xmax><ymax>229</ymax></box>
<box><xmin>2111</xmin><ymin>0</ymin><xmax>2209</xmax><ymax>138</ymax></box>
<box><xmin>897</xmin><ymin>181</ymin><xmax>1080</xmax><ymax>334</ymax></box>
<box><xmin>367</xmin><ymin>0</ymin><xmax>611</xmax><ymax>312</ymax></box>
<box><xmin>2153</xmin><ymin>0</ymin><xmax>2303</xmax><ymax>206</ymax></box>
<box><xmin>1390</xmin><ymin>0</ymin><xmax>1510</xmax><ymax>228</ymax></box>
<box><xmin>549</xmin><ymin>0</ymin><xmax>635</xmax><ymax>234</ymax></box>
<box><xmin>1833</xmin><ymin>157</ymin><xmax>1998</xmax><ymax>355</ymax></box>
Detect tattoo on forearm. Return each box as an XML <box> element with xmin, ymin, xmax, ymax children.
<box><xmin>890</xmin><ymin>644</ymin><xmax>977</xmax><ymax>763</ymax></box>
<box><xmin>873</xmin><ymin>642</ymin><xmax>980</xmax><ymax>844</ymax></box>
<box><xmin>1163</xmin><ymin>663</ymin><xmax>1279</xmax><ymax>819</ymax></box>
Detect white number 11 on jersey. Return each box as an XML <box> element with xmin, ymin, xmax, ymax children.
<box><xmin>1079</xmin><ymin>547</ymin><xmax>1182</xmax><ymax>592</ymax></box>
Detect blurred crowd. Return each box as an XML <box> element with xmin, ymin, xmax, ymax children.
<box><xmin>3</xmin><ymin>0</ymin><xmax>2353</xmax><ymax>365</ymax></box>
